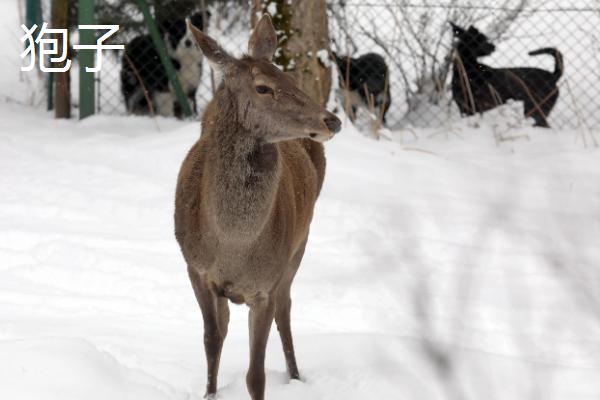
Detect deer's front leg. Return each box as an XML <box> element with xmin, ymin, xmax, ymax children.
<box><xmin>274</xmin><ymin>289</ymin><xmax>299</xmax><ymax>380</ymax></box>
<box><xmin>188</xmin><ymin>267</ymin><xmax>229</xmax><ymax>398</ymax></box>
<box><xmin>246</xmin><ymin>295</ymin><xmax>275</xmax><ymax>400</ymax></box>
<box><xmin>274</xmin><ymin>240</ymin><xmax>305</xmax><ymax>381</ymax></box>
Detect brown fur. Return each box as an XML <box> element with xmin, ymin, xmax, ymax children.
<box><xmin>174</xmin><ymin>15</ymin><xmax>340</xmax><ymax>400</ymax></box>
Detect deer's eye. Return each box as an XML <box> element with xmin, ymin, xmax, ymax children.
<box><xmin>255</xmin><ymin>85</ymin><xmax>274</xmax><ymax>95</ymax></box>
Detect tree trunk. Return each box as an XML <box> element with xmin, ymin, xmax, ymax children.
<box><xmin>254</xmin><ymin>0</ymin><xmax>332</xmax><ymax>107</ymax></box>
<box><xmin>52</xmin><ymin>0</ymin><xmax>71</xmax><ymax>119</ymax></box>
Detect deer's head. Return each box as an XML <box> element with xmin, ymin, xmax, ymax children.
<box><xmin>188</xmin><ymin>15</ymin><xmax>341</xmax><ymax>143</ymax></box>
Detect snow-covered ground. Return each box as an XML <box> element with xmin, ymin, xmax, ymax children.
<box><xmin>1</xmin><ymin>100</ymin><xmax>600</xmax><ymax>399</ymax></box>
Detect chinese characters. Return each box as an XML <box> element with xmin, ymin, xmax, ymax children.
<box><xmin>20</xmin><ymin>24</ymin><xmax>124</xmax><ymax>72</ymax></box>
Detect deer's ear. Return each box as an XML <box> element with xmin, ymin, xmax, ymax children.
<box><xmin>248</xmin><ymin>14</ymin><xmax>277</xmax><ymax>60</ymax></box>
<box><xmin>187</xmin><ymin>20</ymin><xmax>233</xmax><ymax>75</ymax></box>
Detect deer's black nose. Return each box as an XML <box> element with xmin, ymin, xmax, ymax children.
<box><xmin>324</xmin><ymin>114</ymin><xmax>341</xmax><ymax>134</ymax></box>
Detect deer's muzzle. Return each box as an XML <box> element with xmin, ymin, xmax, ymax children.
<box><xmin>323</xmin><ymin>113</ymin><xmax>342</xmax><ymax>134</ymax></box>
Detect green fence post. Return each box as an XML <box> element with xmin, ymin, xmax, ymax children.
<box><xmin>25</xmin><ymin>0</ymin><xmax>41</xmax><ymax>33</ymax></box>
<box><xmin>79</xmin><ymin>0</ymin><xmax>95</xmax><ymax>119</ymax></box>
<box><xmin>25</xmin><ymin>0</ymin><xmax>51</xmax><ymax>110</ymax></box>
<box><xmin>136</xmin><ymin>0</ymin><xmax>193</xmax><ymax>117</ymax></box>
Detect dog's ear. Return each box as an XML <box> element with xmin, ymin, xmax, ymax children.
<box><xmin>467</xmin><ymin>26</ymin><xmax>479</xmax><ymax>35</ymax></box>
<box><xmin>450</xmin><ymin>22</ymin><xmax>464</xmax><ymax>36</ymax></box>
<box><xmin>332</xmin><ymin>52</ymin><xmax>344</xmax><ymax>69</ymax></box>
<box><xmin>157</xmin><ymin>17</ymin><xmax>171</xmax><ymax>35</ymax></box>
<box><xmin>333</xmin><ymin>53</ymin><xmax>347</xmax><ymax>69</ymax></box>
<box><xmin>190</xmin><ymin>11</ymin><xmax>210</xmax><ymax>31</ymax></box>
<box><xmin>189</xmin><ymin>13</ymin><xmax>203</xmax><ymax>30</ymax></box>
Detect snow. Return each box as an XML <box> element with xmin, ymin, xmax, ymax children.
<box><xmin>1</xmin><ymin>100</ymin><xmax>600</xmax><ymax>399</ymax></box>
<box><xmin>266</xmin><ymin>2</ymin><xmax>278</xmax><ymax>17</ymax></box>
<box><xmin>3</xmin><ymin>2</ymin><xmax>600</xmax><ymax>399</ymax></box>
<box><xmin>316</xmin><ymin>49</ymin><xmax>331</xmax><ymax>67</ymax></box>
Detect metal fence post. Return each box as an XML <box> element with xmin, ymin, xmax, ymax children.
<box><xmin>79</xmin><ymin>0</ymin><xmax>95</xmax><ymax>119</ymax></box>
<box><xmin>26</xmin><ymin>0</ymin><xmax>52</xmax><ymax>111</ymax></box>
<box><xmin>25</xmin><ymin>0</ymin><xmax>40</xmax><ymax>29</ymax></box>
<box><xmin>136</xmin><ymin>0</ymin><xmax>193</xmax><ymax>118</ymax></box>
<box><xmin>52</xmin><ymin>0</ymin><xmax>71</xmax><ymax>118</ymax></box>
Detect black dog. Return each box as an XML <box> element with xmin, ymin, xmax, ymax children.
<box><xmin>121</xmin><ymin>12</ymin><xmax>208</xmax><ymax>118</ymax></box>
<box><xmin>334</xmin><ymin>52</ymin><xmax>391</xmax><ymax>124</ymax></box>
<box><xmin>450</xmin><ymin>23</ymin><xmax>563</xmax><ymax>127</ymax></box>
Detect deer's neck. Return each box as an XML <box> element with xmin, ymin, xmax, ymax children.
<box><xmin>206</xmin><ymin>90</ymin><xmax>281</xmax><ymax>239</ymax></box>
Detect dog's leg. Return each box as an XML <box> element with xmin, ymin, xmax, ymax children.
<box><xmin>154</xmin><ymin>92</ymin><xmax>174</xmax><ymax>117</ymax></box>
<box><xmin>189</xmin><ymin>91</ymin><xmax>198</xmax><ymax>115</ymax></box>
<box><xmin>350</xmin><ymin>105</ymin><xmax>358</xmax><ymax>123</ymax></box>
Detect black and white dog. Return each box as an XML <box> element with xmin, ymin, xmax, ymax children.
<box><xmin>333</xmin><ymin>52</ymin><xmax>391</xmax><ymax>124</ymax></box>
<box><xmin>121</xmin><ymin>12</ymin><xmax>209</xmax><ymax>117</ymax></box>
<box><xmin>450</xmin><ymin>23</ymin><xmax>563</xmax><ymax>127</ymax></box>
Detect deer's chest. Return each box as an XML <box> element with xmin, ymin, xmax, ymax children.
<box><xmin>199</xmin><ymin>241</ymin><xmax>287</xmax><ymax>304</ymax></box>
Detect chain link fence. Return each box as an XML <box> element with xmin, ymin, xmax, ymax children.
<box><xmin>328</xmin><ymin>0</ymin><xmax>600</xmax><ymax>130</ymax></box>
<box><xmin>34</xmin><ymin>1</ymin><xmax>600</xmax><ymax>131</ymax></box>
<box><xmin>80</xmin><ymin>0</ymin><xmax>252</xmax><ymax>118</ymax></box>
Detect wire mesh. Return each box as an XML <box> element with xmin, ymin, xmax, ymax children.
<box><xmin>94</xmin><ymin>0</ymin><xmax>211</xmax><ymax>117</ymax></box>
<box><xmin>36</xmin><ymin>1</ymin><xmax>600</xmax><ymax>130</ymax></box>
<box><xmin>82</xmin><ymin>0</ymin><xmax>251</xmax><ymax>118</ymax></box>
<box><xmin>328</xmin><ymin>0</ymin><xmax>600</xmax><ymax>130</ymax></box>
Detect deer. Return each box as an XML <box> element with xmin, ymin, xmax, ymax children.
<box><xmin>174</xmin><ymin>14</ymin><xmax>341</xmax><ymax>400</ymax></box>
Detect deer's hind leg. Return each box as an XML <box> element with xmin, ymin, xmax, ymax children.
<box><xmin>188</xmin><ymin>266</ymin><xmax>230</xmax><ymax>398</ymax></box>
